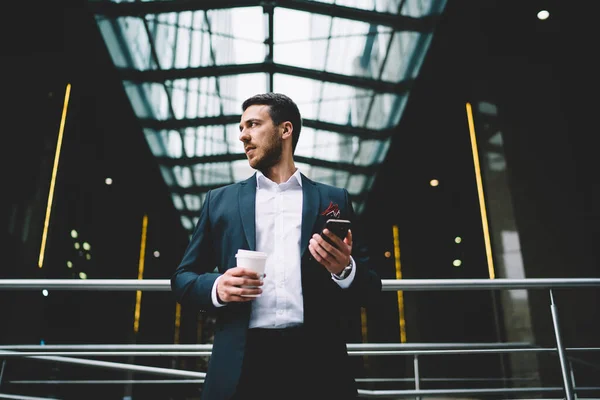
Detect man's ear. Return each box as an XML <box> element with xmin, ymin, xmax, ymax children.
<box><xmin>281</xmin><ymin>121</ymin><xmax>293</xmax><ymax>139</ymax></box>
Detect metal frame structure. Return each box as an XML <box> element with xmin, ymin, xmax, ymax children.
<box><xmin>87</xmin><ymin>0</ymin><xmax>449</xmax><ymax>234</ymax></box>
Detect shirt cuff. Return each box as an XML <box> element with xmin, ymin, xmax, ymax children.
<box><xmin>331</xmin><ymin>256</ymin><xmax>356</xmax><ymax>289</ymax></box>
<box><xmin>211</xmin><ymin>275</ymin><xmax>227</xmax><ymax>307</ymax></box>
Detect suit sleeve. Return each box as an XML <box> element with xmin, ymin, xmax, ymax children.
<box><xmin>171</xmin><ymin>190</ymin><xmax>222</xmax><ymax>312</ymax></box>
<box><xmin>342</xmin><ymin>188</ymin><xmax>382</xmax><ymax>308</ymax></box>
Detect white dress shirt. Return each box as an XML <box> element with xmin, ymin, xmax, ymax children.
<box><xmin>211</xmin><ymin>170</ymin><xmax>355</xmax><ymax>328</ymax></box>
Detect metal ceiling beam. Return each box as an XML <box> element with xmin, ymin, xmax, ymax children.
<box><xmin>172</xmin><ymin>183</ymin><xmax>233</xmax><ymax>194</ymax></box>
<box><xmin>120</xmin><ymin>62</ymin><xmax>412</xmax><ymax>94</ymax></box>
<box><xmin>141</xmin><ymin>115</ymin><xmax>240</xmax><ymax>130</ymax></box>
<box><xmin>303</xmin><ymin>119</ymin><xmax>394</xmax><ymax>141</ymax></box>
<box><xmin>88</xmin><ymin>0</ymin><xmax>438</xmax><ymax>32</ymax></box>
<box><xmin>141</xmin><ymin>115</ymin><xmax>395</xmax><ymax>141</ymax></box>
<box><xmin>157</xmin><ymin>154</ymin><xmax>379</xmax><ymax>175</ymax></box>
<box><xmin>158</xmin><ymin>153</ymin><xmax>245</xmax><ymax>166</ymax></box>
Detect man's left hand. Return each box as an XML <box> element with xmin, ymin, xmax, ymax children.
<box><xmin>308</xmin><ymin>229</ymin><xmax>352</xmax><ymax>275</ymax></box>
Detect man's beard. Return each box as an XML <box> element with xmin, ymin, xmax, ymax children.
<box><xmin>252</xmin><ymin>130</ymin><xmax>283</xmax><ymax>172</ymax></box>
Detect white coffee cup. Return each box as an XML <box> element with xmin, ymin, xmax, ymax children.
<box><xmin>235</xmin><ymin>249</ymin><xmax>268</xmax><ymax>297</ymax></box>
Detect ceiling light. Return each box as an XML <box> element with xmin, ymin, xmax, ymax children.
<box><xmin>537</xmin><ymin>10</ymin><xmax>549</xmax><ymax>20</ymax></box>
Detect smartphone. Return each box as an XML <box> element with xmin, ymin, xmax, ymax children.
<box><xmin>322</xmin><ymin>219</ymin><xmax>351</xmax><ymax>246</ymax></box>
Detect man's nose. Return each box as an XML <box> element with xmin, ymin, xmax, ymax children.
<box><xmin>239</xmin><ymin>129</ymin><xmax>250</xmax><ymax>142</ymax></box>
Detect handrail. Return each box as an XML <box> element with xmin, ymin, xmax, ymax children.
<box><xmin>0</xmin><ymin>351</ymin><xmax>205</xmax><ymax>378</ymax></box>
<box><xmin>1</xmin><ymin>278</ymin><xmax>600</xmax><ymax>291</ymax></box>
<box><xmin>0</xmin><ymin>393</ymin><xmax>58</xmax><ymax>400</ymax></box>
<box><xmin>0</xmin><ymin>342</ymin><xmax>535</xmax><ymax>351</ymax></box>
<box><xmin>357</xmin><ymin>386</ymin><xmax>600</xmax><ymax>398</ymax></box>
<box><xmin>1</xmin><ymin>348</ymin><xmax>598</xmax><ymax>357</ymax></box>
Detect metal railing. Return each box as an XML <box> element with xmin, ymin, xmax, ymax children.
<box><xmin>1</xmin><ymin>278</ymin><xmax>600</xmax><ymax>399</ymax></box>
<box><xmin>1</xmin><ymin>277</ymin><xmax>600</xmax><ymax>291</ymax></box>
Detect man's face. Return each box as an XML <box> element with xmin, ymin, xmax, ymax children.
<box><xmin>239</xmin><ymin>104</ymin><xmax>283</xmax><ymax>171</ymax></box>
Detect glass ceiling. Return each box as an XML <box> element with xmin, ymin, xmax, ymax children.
<box><xmin>88</xmin><ymin>0</ymin><xmax>447</xmax><ymax>234</ymax></box>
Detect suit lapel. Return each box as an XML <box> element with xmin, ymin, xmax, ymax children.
<box><xmin>239</xmin><ymin>174</ymin><xmax>257</xmax><ymax>250</ymax></box>
<box><xmin>300</xmin><ymin>174</ymin><xmax>319</xmax><ymax>258</ymax></box>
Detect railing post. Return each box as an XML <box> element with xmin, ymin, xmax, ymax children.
<box><xmin>549</xmin><ymin>289</ymin><xmax>575</xmax><ymax>400</ymax></box>
<box><xmin>0</xmin><ymin>360</ymin><xmax>6</xmax><ymax>389</ymax></box>
<box><xmin>413</xmin><ymin>354</ymin><xmax>420</xmax><ymax>400</ymax></box>
<box><xmin>569</xmin><ymin>360</ymin><xmax>578</xmax><ymax>400</ymax></box>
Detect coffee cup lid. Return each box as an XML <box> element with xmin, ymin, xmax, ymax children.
<box><xmin>236</xmin><ymin>249</ymin><xmax>268</xmax><ymax>258</ymax></box>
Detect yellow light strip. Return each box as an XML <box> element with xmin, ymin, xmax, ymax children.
<box><xmin>38</xmin><ymin>83</ymin><xmax>72</xmax><ymax>268</ymax></box>
<box><xmin>133</xmin><ymin>215</ymin><xmax>149</xmax><ymax>334</ymax></box>
<box><xmin>393</xmin><ymin>224</ymin><xmax>407</xmax><ymax>342</ymax></box>
<box><xmin>466</xmin><ymin>102</ymin><xmax>495</xmax><ymax>279</ymax></box>
<box><xmin>360</xmin><ymin>307</ymin><xmax>368</xmax><ymax>342</ymax></box>
<box><xmin>360</xmin><ymin>306</ymin><xmax>370</xmax><ymax>370</ymax></box>
<box><xmin>174</xmin><ymin>303</ymin><xmax>181</xmax><ymax>344</ymax></box>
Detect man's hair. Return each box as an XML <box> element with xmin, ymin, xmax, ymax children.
<box><xmin>242</xmin><ymin>92</ymin><xmax>302</xmax><ymax>153</ymax></box>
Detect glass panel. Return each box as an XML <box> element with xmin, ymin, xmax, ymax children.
<box><xmin>183</xmin><ymin>126</ymin><xmax>227</xmax><ymax>158</ymax></box>
<box><xmin>353</xmin><ymin>200</ymin><xmax>365</xmax><ymax>214</ymax></box>
<box><xmin>402</xmin><ymin>0</ymin><xmax>447</xmax><ymax>17</ymax></box>
<box><xmin>190</xmin><ymin>162</ymin><xmax>235</xmax><ymax>186</ymax></box>
<box><xmin>218</xmin><ymin>73</ymin><xmax>269</xmax><ymax>111</ymax></box>
<box><xmin>273</xmin><ymin>74</ymin><xmax>396</xmax><ymax>127</ymax></box>
<box><xmin>229</xmin><ymin>7</ymin><xmax>267</xmax><ymax>64</ymax></box>
<box><xmin>274</xmin><ymin>9</ymin><xmax>397</xmax><ymax>82</ymax></box>
<box><xmin>123</xmin><ymin>83</ymin><xmax>154</xmax><ymax>119</ymax></box>
<box><xmin>295</xmin><ymin>127</ymin><xmax>356</xmax><ymax>163</ymax></box>
<box><xmin>123</xmin><ymin>81</ymin><xmax>170</xmax><ymax>120</ymax></box>
<box><xmin>273</xmin><ymin>9</ymin><xmax>329</xmax><ymax>69</ymax></box>
<box><xmin>323</xmin><ymin>18</ymin><xmax>389</xmax><ymax>79</ymax></box>
<box><xmin>171</xmin><ymin>193</ymin><xmax>184</xmax><ymax>210</ymax></box>
<box><xmin>126</xmin><ymin>74</ymin><xmax>267</xmax><ymax>121</ymax></box>
<box><xmin>183</xmin><ymin>194</ymin><xmax>202</xmax><ymax>211</ymax></box>
<box><xmin>354</xmin><ymin>138</ymin><xmax>391</xmax><ymax>166</ymax></box>
<box><xmin>96</xmin><ymin>17</ymin><xmax>129</xmax><ymax>68</ymax></box>
<box><xmin>172</xmin><ymin>165</ymin><xmax>193</xmax><ymax>188</ymax></box>
<box><xmin>181</xmin><ymin>215</ymin><xmax>194</xmax><ymax>230</ymax></box>
<box><xmin>363</xmin><ymin>93</ymin><xmax>395</xmax><ymax>129</ymax></box>
<box><xmin>347</xmin><ymin>174</ymin><xmax>368</xmax><ymax>195</ymax></box>
<box><xmin>152</xmin><ymin>13</ymin><xmax>177</xmax><ymax>69</ymax></box>
<box><xmin>159</xmin><ymin>165</ymin><xmax>174</xmax><ymax>186</ymax></box>
<box><xmin>144</xmin><ymin>128</ymin><xmax>165</xmax><ymax>157</ymax></box>
<box><xmin>379</xmin><ymin>31</ymin><xmax>424</xmax><ymax>82</ymax></box>
<box><xmin>304</xmin><ymin>166</ymin><xmax>350</xmax><ymax>188</ymax></box>
<box><xmin>168</xmin><ymin>78</ymin><xmax>220</xmax><ymax>119</ymax></box>
<box><xmin>145</xmin><ymin>125</ymin><xmax>247</xmax><ymax>160</ymax></box>
<box><xmin>296</xmin><ymin>128</ymin><xmax>387</xmax><ymax>167</ymax></box>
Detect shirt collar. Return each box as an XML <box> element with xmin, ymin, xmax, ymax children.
<box><xmin>256</xmin><ymin>169</ymin><xmax>302</xmax><ymax>190</ymax></box>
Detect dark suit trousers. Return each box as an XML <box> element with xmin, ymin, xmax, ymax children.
<box><xmin>231</xmin><ymin>326</ymin><xmax>356</xmax><ymax>400</ymax></box>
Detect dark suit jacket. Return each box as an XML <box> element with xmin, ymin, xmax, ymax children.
<box><xmin>171</xmin><ymin>173</ymin><xmax>381</xmax><ymax>400</ymax></box>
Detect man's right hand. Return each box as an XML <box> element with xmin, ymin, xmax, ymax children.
<box><xmin>216</xmin><ymin>267</ymin><xmax>264</xmax><ymax>303</ymax></box>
